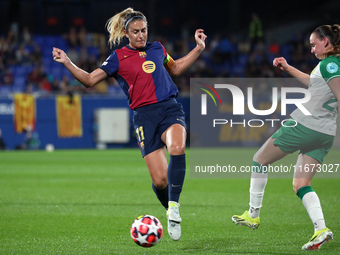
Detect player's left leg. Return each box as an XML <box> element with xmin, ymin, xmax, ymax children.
<box><xmin>293</xmin><ymin>154</ymin><xmax>333</xmax><ymax>250</ymax></box>
<box><xmin>161</xmin><ymin>123</ymin><xmax>186</xmax><ymax>203</ymax></box>
<box><xmin>161</xmin><ymin>123</ymin><xmax>186</xmax><ymax>241</ymax></box>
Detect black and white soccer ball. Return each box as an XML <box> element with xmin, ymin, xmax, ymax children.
<box><xmin>130</xmin><ymin>215</ymin><xmax>163</xmax><ymax>248</ymax></box>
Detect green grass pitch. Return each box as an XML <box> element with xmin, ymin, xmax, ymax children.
<box><xmin>0</xmin><ymin>148</ymin><xmax>339</xmax><ymax>254</ymax></box>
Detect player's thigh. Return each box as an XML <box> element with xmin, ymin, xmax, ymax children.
<box><xmin>161</xmin><ymin>124</ymin><xmax>186</xmax><ymax>155</ymax></box>
<box><xmin>144</xmin><ymin>147</ymin><xmax>168</xmax><ymax>187</ymax></box>
<box><xmin>254</xmin><ymin>137</ymin><xmax>288</xmax><ymax>165</ymax></box>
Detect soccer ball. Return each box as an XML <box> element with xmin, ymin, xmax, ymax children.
<box><xmin>130</xmin><ymin>215</ymin><xmax>163</xmax><ymax>247</ymax></box>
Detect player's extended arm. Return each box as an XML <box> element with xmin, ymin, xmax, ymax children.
<box><xmin>52</xmin><ymin>47</ymin><xmax>107</xmax><ymax>87</ymax></box>
<box><xmin>273</xmin><ymin>57</ymin><xmax>310</xmax><ymax>87</ymax></box>
<box><xmin>328</xmin><ymin>77</ymin><xmax>340</xmax><ymax>134</ymax></box>
<box><xmin>167</xmin><ymin>29</ymin><xmax>207</xmax><ymax>77</ymax></box>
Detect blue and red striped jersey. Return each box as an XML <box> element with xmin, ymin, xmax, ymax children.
<box><xmin>100</xmin><ymin>41</ymin><xmax>178</xmax><ymax>109</ymax></box>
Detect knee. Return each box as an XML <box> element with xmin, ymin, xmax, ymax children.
<box><xmin>292</xmin><ymin>180</ymin><xmax>300</xmax><ymax>194</ymax></box>
<box><xmin>292</xmin><ymin>179</ymin><xmax>311</xmax><ymax>194</ymax></box>
<box><xmin>253</xmin><ymin>154</ymin><xmax>269</xmax><ymax>166</ymax></box>
<box><xmin>168</xmin><ymin>143</ymin><xmax>185</xmax><ymax>155</ymax></box>
<box><xmin>252</xmin><ymin>154</ymin><xmax>258</xmax><ymax>163</ymax></box>
<box><xmin>153</xmin><ymin>176</ymin><xmax>168</xmax><ymax>189</ymax></box>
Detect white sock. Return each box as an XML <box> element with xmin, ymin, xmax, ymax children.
<box><xmin>302</xmin><ymin>191</ymin><xmax>326</xmax><ymax>232</ymax></box>
<box><xmin>249</xmin><ymin>171</ymin><xmax>268</xmax><ymax>218</ymax></box>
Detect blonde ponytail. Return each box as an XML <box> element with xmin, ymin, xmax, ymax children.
<box><xmin>106</xmin><ymin>7</ymin><xmax>147</xmax><ymax>48</ymax></box>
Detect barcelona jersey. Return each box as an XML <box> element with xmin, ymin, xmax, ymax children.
<box><xmin>100</xmin><ymin>42</ymin><xmax>178</xmax><ymax>110</ymax></box>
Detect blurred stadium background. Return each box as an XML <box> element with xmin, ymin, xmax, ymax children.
<box><xmin>0</xmin><ymin>0</ymin><xmax>339</xmax><ymax>150</ymax></box>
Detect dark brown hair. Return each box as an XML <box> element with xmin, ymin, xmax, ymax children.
<box><xmin>313</xmin><ymin>24</ymin><xmax>340</xmax><ymax>56</ymax></box>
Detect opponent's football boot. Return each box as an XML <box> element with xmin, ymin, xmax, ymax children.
<box><xmin>302</xmin><ymin>228</ymin><xmax>333</xmax><ymax>250</ymax></box>
<box><xmin>232</xmin><ymin>210</ymin><xmax>260</xmax><ymax>230</ymax></box>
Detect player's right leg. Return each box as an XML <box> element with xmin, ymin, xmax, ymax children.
<box><xmin>232</xmin><ymin>137</ymin><xmax>287</xmax><ymax>229</ymax></box>
<box><xmin>144</xmin><ymin>147</ymin><xmax>169</xmax><ymax>210</ymax></box>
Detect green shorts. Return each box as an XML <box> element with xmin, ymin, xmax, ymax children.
<box><xmin>271</xmin><ymin>119</ymin><xmax>334</xmax><ymax>163</ymax></box>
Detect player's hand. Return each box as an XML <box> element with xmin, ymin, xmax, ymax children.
<box><xmin>273</xmin><ymin>57</ymin><xmax>290</xmax><ymax>72</ymax></box>
<box><xmin>195</xmin><ymin>29</ymin><xmax>207</xmax><ymax>50</ymax></box>
<box><xmin>52</xmin><ymin>47</ymin><xmax>69</xmax><ymax>65</ymax></box>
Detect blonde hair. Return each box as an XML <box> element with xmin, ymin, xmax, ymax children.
<box><xmin>106</xmin><ymin>7</ymin><xmax>147</xmax><ymax>48</ymax></box>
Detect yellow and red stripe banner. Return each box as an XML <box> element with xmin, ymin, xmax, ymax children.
<box><xmin>14</xmin><ymin>93</ymin><xmax>36</xmax><ymax>133</ymax></box>
<box><xmin>56</xmin><ymin>95</ymin><xmax>83</xmax><ymax>137</ymax></box>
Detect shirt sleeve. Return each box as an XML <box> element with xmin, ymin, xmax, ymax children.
<box><xmin>157</xmin><ymin>41</ymin><xmax>175</xmax><ymax>69</ymax></box>
<box><xmin>157</xmin><ymin>41</ymin><xmax>167</xmax><ymax>58</ymax></box>
<box><xmin>320</xmin><ymin>57</ymin><xmax>340</xmax><ymax>83</ymax></box>
<box><xmin>99</xmin><ymin>51</ymin><xmax>119</xmax><ymax>76</ymax></box>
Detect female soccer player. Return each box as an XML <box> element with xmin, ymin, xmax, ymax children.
<box><xmin>52</xmin><ymin>7</ymin><xmax>206</xmax><ymax>241</ymax></box>
<box><xmin>232</xmin><ymin>24</ymin><xmax>340</xmax><ymax>250</ymax></box>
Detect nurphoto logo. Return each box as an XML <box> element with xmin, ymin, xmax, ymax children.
<box><xmin>198</xmin><ymin>83</ymin><xmax>222</xmax><ymax>115</ymax></box>
<box><xmin>199</xmin><ymin>83</ymin><xmax>311</xmax><ymax>128</ymax></box>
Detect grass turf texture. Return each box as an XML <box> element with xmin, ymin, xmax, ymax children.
<box><xmin>0</xmin><ymin>148</ymin><xmax>339</xmax><ymax>254</ymax></box>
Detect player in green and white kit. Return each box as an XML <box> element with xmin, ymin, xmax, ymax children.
<box><xmin>232</xmin><ymin>24</ymin><xmax>340</xmax><ymax>250</ymax></box>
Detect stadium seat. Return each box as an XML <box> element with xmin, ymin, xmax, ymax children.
<box><xmin>50</xmin><ymin>67</ymin><xmax>64</xmax><ymax>80</ymax></box>
<box><xmin>12</xmin><ymin>66</ymin><xmax>27</xmax><ymax>76</ymax></box>
<box><xmin>281</xmin><ymin>44</ymin><xmax>292</xmax><ymax>61</ymax></box>
<box><xmin>0</xmin><ymin>86</ymin><xmax>12</xmax><ymax>95</ymax></box>
<box><xmin>33</xmin><ymin>35</ymin><xmax>45</xmax><ymax>47</ymax></box>
<box><xmin>14</xmin><ymin>76</ymin><xmax>26</xmax><ymax>86</ymax></box>
<box><xmin>62</xmin><ymin>68</ymin><xmax>74</xmax><ymax>81</ymax></box>
<box><xmin>238</xmin><ymin>54</ymin><xmax>248</xmax><ymax>67</ymax></box>
<box><xmin>87</xmin><ymin>47</ymin><xmax>99</xmax><ymax>57</ymax></box>
<box><xmin>24</xmin><ymin>66</ymin><xmax>34</xmax><ymax>75</ymax></box>
<box><xmin>232</xmin><ymin>65</ymin><xmax>245</xmax><ymax>77</ymax></box>
<box><xmin>43</xmin><ymin>56</ymin><xmax>53</xmax><ymax>67</ymax></box>
<box><xmin>46</xmin><ymin>36</ymin><xmax>67</xmax><ymax>49</ymax></box>
<box><xmin>42</xmin><ymin>47</ymin><xmax>53</xmax><ymax>58</ymax></box>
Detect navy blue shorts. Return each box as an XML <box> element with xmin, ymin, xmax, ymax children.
<box><xmin>133</xmin><ymin>98</ymin><xmax>186</xmax><ymax>157</ymax></box>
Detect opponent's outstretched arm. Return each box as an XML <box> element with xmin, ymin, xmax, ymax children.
<box><xmin>273</xmin><ymin>57</ymin><xmax>310</xmax><ymax>87</ymax></box>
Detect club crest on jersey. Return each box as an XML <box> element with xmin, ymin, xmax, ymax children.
<box><xmin>139</xmin><ymin>51</ymin><xmax>147</xmax><ymax>58</ymax></box>
<box><xmin>326</xmin><ymin>62</ymin><xmax>338</xmax><ymax>73</ymax></box>
<box><xmin>142</xmin><ymin>61</ymin><xmax>156</xmax><ymax>74</ymax></box>
<box><xmin>139</xmin><ymin>141</ymin><xmax>144</xmax><ymax>150</ymax></box>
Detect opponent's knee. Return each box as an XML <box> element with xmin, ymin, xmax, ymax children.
<box><xmin>292</xmin><ymin>179</ymin><xmax>311</xmax><ymax>194</ymax></box>
<box><xmin>292</xmin><ymin>182</ymin><xmax>299</xmax><ymax>194</ymax></box>
<box><xmin>253</xmin><ymin>155</ymin><xmax>270</xmax><ymax>166</ymax></box>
